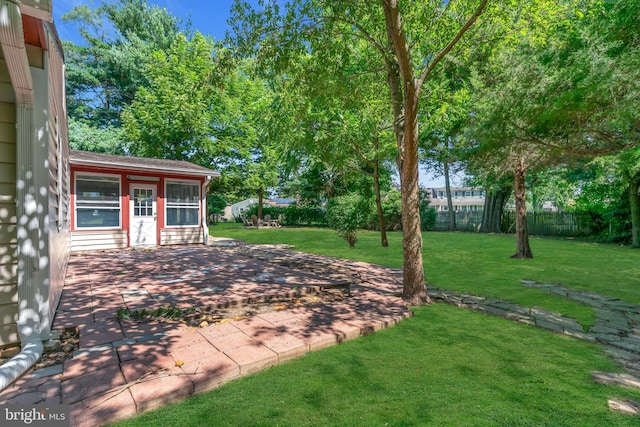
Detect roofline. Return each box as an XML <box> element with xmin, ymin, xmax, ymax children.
<box><xmin>70</xmin><ymin>157</ymin><xmax>221</xmax><ymax>178</ymax></box>
<box><xmin>18</xmin><ymin>1</ymin><xmax>53</xmax><ymax>22</ymax></box>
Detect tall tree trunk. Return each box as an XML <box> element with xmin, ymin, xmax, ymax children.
<box><xmin>480</xmin><ymin>184</ymin><xmax>512</xmax><ymax>233</ymax></box>
<box><xmin>398</xmin><ymin>111</ymin><xmax>429</xmax><ymax>303</ymax></box>
<box><xmin>373</xmin><ymin>159</ymin><xmax>389</xmax><ymax>247</ymax></box>
<box><xmin>444</xmin><ymin>160</ymin><xmax>456</xmax><ymax>231</ymax></box>
<box><xmin>257</xmin><ymin>188</ymin><xmax>264</xmax><ymax>220</ymax></box>
<box><xmin>628</xmin><ymin>172</ymin><xmax>640</xmax><ymax>248</ymax></box>
<box><xmin>511</xmin><ymin>158</ymin><xmax>533</xmax><ymax>258</ymax></box>
<box><xmin>383</xmin><ymin>2</ymin><xmax>430</xmax><ymax>305</ymax></box>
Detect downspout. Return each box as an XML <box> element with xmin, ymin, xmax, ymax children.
<box><xmin>0</xmin><ymin>0</ymin><xmax>43</xmax><ymax>390</ymax></box>
<box><xmin>202</xmin><ymin>176</ymin><xmax>211</xmax><ymax>245</ymax></box>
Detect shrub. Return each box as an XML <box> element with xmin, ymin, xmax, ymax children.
<box><xmin>420</xmin><ymin>189</ymin><xmax>437</xmax><ymax>230</ymax></box>
<box><xmin>364</xmin><ymin>189</ymin><xmax>437</xmax><ymax>231</ymax></box>
<box><xmin>326</xmin><ymin>194</ymin><xmax>372</xmax><ymax>247</ymax></box>
<box><xmin>283</xmin><ymin>205</ymin><xmax>327</xmax><ymax>226</ymax></box>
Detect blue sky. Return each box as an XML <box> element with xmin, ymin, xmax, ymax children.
<box><xmin>52</xmin><ymin>0</ymin><xmax>446</xmax><ymax>187</ymax></box>
<box><xmin>53</xmin><ymin>0</ymin><xmax>238</xmax><ymax>43</ymax></box>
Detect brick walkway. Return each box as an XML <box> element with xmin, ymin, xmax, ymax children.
<box><xmin>0</xmin><ymin>244</ymin><xmax>412</xmax><ymax>426</ymax></box>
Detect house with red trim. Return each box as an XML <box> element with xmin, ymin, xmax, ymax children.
<box><xmin>70</xmin><ymin>150</ymin><xmax>219</xmax><ymax>251</ymax></box>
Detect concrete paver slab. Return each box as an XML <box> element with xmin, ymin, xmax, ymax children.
<box><xmin>223</xmin><ymin>342</ymin><xmax>279</xmax><ymax>375</ymax></box>
<box><xmin>128</xmin><ymin>367</ymin><xmax>194</xmax><ymax>413</ymax></box>
<box><xmin>62</xmin><ymin>363</ymin><xmax>126</xmax><ymax>405</ymax></box>
<box><xmin>63</xmin><ymin>346</ymin><xmax>119</xmax><ymax>379</ymax></box>
<box><xmin>0</xmin><ymin>244</ymin><xmax>412</xmax><ymax>426</ymax></box>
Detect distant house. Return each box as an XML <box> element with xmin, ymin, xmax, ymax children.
<box><xmin>267</xmin><ymin>197</ymin><xmax>297</xmax><ymax>208</ymax></box>
<box><xmin>70</xmin><ymin>150</ymin><xmax>219</xmax><ymax>251</ymax></box>
<box><xmin>226</xmin><ymin>198</ymin><xmax>259</xmax><ymax>220</ymax></box>
<box><xmin>427</xmin><ymin>187</ymin><xmax>486</xmax><ymax>212</ymax></box>
<box><xmin>224</xmin><ymin>197</ymin><xmax>296</xmax><ymax>220</ymax></box>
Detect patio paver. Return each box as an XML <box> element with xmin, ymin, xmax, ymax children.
<box><xmin>0</xmin><ymin>243</ymin><xmax>411</xmax><ymax>426</ymax></box>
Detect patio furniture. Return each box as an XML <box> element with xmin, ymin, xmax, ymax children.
<box><xmin>240</xmin><ymin>214</ymin><xmax>255</xmax><ymax>228</ymax></box>
<box><xmin>266</xmin><ymin>214</ymin><xmax>282</xmax><ymax>227</ymax></box>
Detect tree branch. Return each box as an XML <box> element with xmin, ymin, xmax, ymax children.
<box><xmin>416</xmin><ymin>0</ymin><xmax>489</xmax><ymax>94</ymax></box>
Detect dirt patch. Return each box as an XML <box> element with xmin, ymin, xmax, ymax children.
<box><xmin>28</xmin><ymin>289</ymin><xmax>348</xmax><ymax>371</ymax></box>
<box><xmin>0</xmin><ymin>327</ymin><xmax>81</xmax><ymax>371</ymax></box>
<box><xmin>182</xmin><ymin>290</ymin><xmax>348</xmax><ymax>328</ymax></box>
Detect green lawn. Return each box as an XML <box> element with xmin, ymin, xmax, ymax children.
<box><xmin>211</xmin><ymin>224</ymin><xmax>640</xmax><ymax>326</ymax></box>
<box><xmin>114</xmin><ymin>225</ymin><xmax>640</xmax><ymax>426</ymax></box>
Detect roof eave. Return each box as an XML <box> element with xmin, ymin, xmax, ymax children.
<box><xmin>70</xmin><ymin>158</ymin><xmax>220</xmax><ymax>178</ymax></box>
<box><xmin>18</xmin><ymin>0</ymin><xmax>52</xmax><ymax>22</ymax></box>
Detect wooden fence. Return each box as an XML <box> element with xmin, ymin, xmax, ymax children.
<box><xmin>433</xmin><ymin>211</ymin><xmax>595</xmax><ymax>237</ymax></box>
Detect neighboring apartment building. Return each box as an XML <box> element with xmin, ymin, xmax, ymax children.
<box><xmin>427</xmin><ymin>186</ymin><xmax>486</xmax><ymax>212</ymax></box>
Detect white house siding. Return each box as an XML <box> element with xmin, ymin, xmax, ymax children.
<box><xmin>160</xmin><ymin>228</ymin><xmax>203</xmax><ymax>246</ymax></box>
<box><xmin>0</xmin><ymin>22</ymin><xmax>71</xmax><ymax>346</ymax></box>
<box><xmin>228</xmin><ymin>198</ymin><xmax>258</xmax><ymax>219</ymax></box>
<box><xmin>428</xmin><ymin>187</ymin><xmax>486</xmax><ymax>212</ymax></box>
<box><xmin>43</xmin><ymin>30</ymin><xmax>70</xmax><ymax>332</ymax></box>
<box><xmin>70</xmin><ymin>231</ymin><xmax>127</xmax><ymax>252</ymax></box>
<box><xmin>0</xmin><ymin>56</ymin><xmax>19</xmax><ymax>344</ymax></box>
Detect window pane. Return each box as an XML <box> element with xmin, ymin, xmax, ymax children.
<box><xmin>77</xmin><ymin>176</ymin><xmax>120</xmax><ymax>205</ymax></box>
<box><xmin>167</xmin><ymin>207</ymin><xmax>199</xmax><ymax>226</ymax></box>
<box><xmin>133</xmin><ymin>188</ymin><xmax>154</xmax><ymax>217</ymax></box>
<box><xmin>166</xmin><ymin>183</ymin><xmax>199</xmax><ymax>205</ymax></box>
<box><xmin>76</xmin><ymin>208</ymin><xmax>120</xmax><ymax>228</ymax></box>
<box><xmin>166</xmin><ymin>182</ymin><xmax>200</xmax><ymax>226</ymax></box>
<box><xmin>75</xmin><ymin>175</ymin><xmax>121</xmax><ymax>228</ymax></box>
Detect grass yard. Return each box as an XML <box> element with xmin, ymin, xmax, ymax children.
<box><xmin>114</xmin><ymin>225</ymin><xmax>640</xmax><ymax>426</ymax></box>
<box><xmin>210</xmin><ymin>224</ymin><xmax>640</xmax><ymax>326</ymax></box>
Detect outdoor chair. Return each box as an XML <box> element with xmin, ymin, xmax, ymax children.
<box><xmin>240</xmin><ymin>214</ymin><xmax>254</xmax><ymax>228</ymax></box>
<box><xmin>270</xmin><ymin>214</ymin><xmax>282</xmax><ymax>227</ymax></box>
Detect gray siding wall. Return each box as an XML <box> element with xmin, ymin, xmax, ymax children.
<box><xmin>44</xmin><ymin>32</ymin><xmax>70</xmax><ymax>333</ymax></box>
<box><xmin>70</xmin><ymin>230</ymin><xmax>127</xmax><ymax>252</ymax></box>
<box><xmin>160</xmin><ymin>228</ymin><xmax>203</xmax><ymax>245</ymax></box>
<box><xmin>0</xmin><ymin>25</ymin><xmax>71</xmax><ymax>346</ymax></box>
<box><xmin>0</xmin><ymin>56</ymin><xmax>19</xmax><ymax>345</ymax></box>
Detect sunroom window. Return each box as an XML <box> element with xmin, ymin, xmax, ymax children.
<box><xmin>75</xmin><ymin>174</ymin><xmax>121</xmax><ymax>228</ymax></box>
<box><xmin>166</xmin><ymin>181</ymin><xmax>200</xmax><ymax>226</ymax></box>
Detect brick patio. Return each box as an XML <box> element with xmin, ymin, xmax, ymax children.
<box><xmin>0</xmin><ymin>243</ymin><xmax>411</xmax><ymax>426</ymax></box>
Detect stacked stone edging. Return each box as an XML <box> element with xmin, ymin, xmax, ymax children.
<box><xmin>427</xmin><ymin>280</ymin><xmax>640</xmax><ymax>415</ymax></box>
<box><xmin>426</xmin><ymin>285</ymin><xmax>590</xmax><ymax>339</ymax></box>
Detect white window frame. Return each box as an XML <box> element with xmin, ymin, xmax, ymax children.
<box><xmin>165</xmin><ymin>179</ymin><xmax>201</xmax><ymax>228</ymax></box>
<box><xmin>74</xmin><ymin>173</ymin><xmax>122</xmax><ymax>230</ymax></box>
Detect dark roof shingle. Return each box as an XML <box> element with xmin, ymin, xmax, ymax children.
<box><xmin>70</xmin><ymin>150</ymin><xmax>220</xmax><ymax>178</ymax></box>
